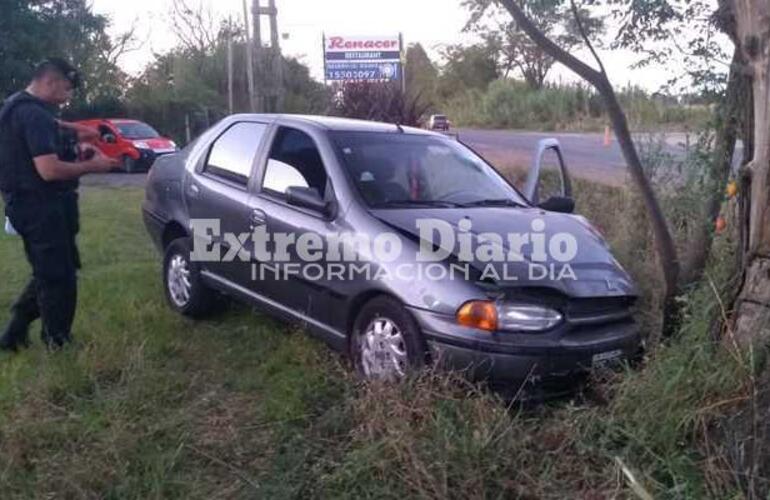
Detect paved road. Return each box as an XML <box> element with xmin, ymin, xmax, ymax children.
<box><xmin>456</xmin><ymin>128</ymin><xmax>696</xmax><ymax>186</ymax></box>
<box><xmin>78</xmin><ymin>129</ymin><xmax>733</xmax><ymax>189</ymax></box>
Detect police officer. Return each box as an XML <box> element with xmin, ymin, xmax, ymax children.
<box><xmin>0</xmin><ymin>58</ymin><xmax>118</xmax><ymax>351</ymax></box>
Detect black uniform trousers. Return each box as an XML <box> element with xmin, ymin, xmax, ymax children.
<box><xmin>3</xmin><ymin>189</ymin><xmax>80</xmax><ymax>345</ymax></box>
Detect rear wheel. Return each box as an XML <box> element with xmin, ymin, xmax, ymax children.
<box><xmin>163</xmin><ymin>237</ymin><xmax>218</xmax><ymax>318</ymax></box>
<box><xmin>351</xmin><ymin>296</ymin><xmax>426</xmax><ymax>380</ymax></box>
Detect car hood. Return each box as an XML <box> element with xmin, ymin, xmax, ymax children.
<box><xmin>133</xmin><ymin>138</ymin><xmax>175</xmax><ymax>151</ymax></box>
<box><xmin>370</xmin><ymin>206</ymin><xmax>637</xmax><ymax>299</ymax></box>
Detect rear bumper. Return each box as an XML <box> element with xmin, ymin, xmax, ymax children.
<box><xmin>407</xmin><ymin>306</ymin><xmax>642</xmax><ymax>384</ymax></box>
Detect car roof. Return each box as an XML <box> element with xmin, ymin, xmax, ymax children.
<box><xmin>75</xmin><ymin>118</ymin><xmax>142</xmax><ymax>125</ymax></box>
<box><xmin>225</xmin><ymin>113</ymin><xmax>441</xmax><ymax>136</ymax></box>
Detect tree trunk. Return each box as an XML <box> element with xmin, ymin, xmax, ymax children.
<box><xmin>731</xmin><ymin>0</ymin><xmax>770</xmax><ymax>346</ymax></box>
<box><xmin>681</xmin><ymin>52</ymin><xmax>742</xmax><ymax>286</ymax></box>
<box><xmin>500</xmin><ymin>0</ymin><xmax>682</xmax><ymax>335</ymax></box>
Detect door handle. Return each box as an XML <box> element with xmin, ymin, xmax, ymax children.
<box><xmin>249</xmin><ymin>209</ymin><xmax>267</xmax><ymax>229</ymax></box>
<box><xmin>188</xmin><ymin>183</ymin><xmax>200</xmax><ymax>198</ymax></box>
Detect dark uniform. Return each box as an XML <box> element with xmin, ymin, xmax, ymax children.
<box><xmin>0</xmin><ymin>91</ymin><xmax>81</xmax><ymax>349</ymax></box>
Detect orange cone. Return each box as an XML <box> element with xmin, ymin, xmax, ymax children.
<box><xmin>603</xmin><ymin>126</ymin><xmax>612</xmax><ymax>147</ymax></box>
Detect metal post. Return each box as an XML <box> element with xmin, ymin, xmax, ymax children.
<box><xmin>242</xmin><ymin>0</ymin><xmax>256</xmax><ymax>112</ymax></box>
<box><xmin>252</xmin><ymin>0</ymin><xmax>262</xmax><ymax>112</ymax></box>
<box><xmin>399</xmin><ymin>32</ymin><xmax>406</xmax><ymax>95</ymax></box>
<box><xmin>322</xmin><ymin>32</ymin><xmax>327</xmax><ymax>86</ymax></box>
<box><xmin>268</xmin><ymin>0</ymin><xmax>283</xmax><ymax>111</ymax></box>
<box><xmin>227</xmin><ymin>30</ymin><xmax>234</xmax><ymax>114</ymax></box>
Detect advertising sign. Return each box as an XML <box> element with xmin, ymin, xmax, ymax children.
<box><xmin>323</xmin><ymin>34</ymin><xmax>402</xmax><ymax>83</ymax></box>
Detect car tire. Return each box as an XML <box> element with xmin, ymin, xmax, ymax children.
<box><xmin>122</xmin><ymin>154</ymin><xmax>137</xmax><ymax>174</ymax></box>
<box><xmin>163</xmin><ymin>237</ymin><xmax>218</xmax><ymax>318</ymax></box>
<box><xmin>351</xmin><ymin>296</ymin><xmax>427</xmax><ymax>380</ymax></box>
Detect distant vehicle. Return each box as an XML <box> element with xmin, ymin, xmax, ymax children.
<box><xmin>428</xmin><ymin>114</ymin><xmax>450</xmax><ymax>131</ymax></box>
<box><xmin>142</xmin><ymin>114</ymin><xmax>641</xmax><ymax>394</ymax></box>
<box><xmin>76</xmin><ymin>119</ymin><xmax>177</xmax><ymax>173</ymax></box>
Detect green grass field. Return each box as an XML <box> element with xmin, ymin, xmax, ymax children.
<box><xmin>0</xmin><ymin>188</ymin><xmax>356</xmax><ymax>498</ymax></box>
<box><xmin>0</xmin><ymin>187</ymin><xmax>750</xmax><ymax>498</ymax></box>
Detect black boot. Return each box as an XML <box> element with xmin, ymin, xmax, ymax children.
<box><xmin>0</xmin><ymin>316</ymin><xmax>31</xmax><ymax>352</ymax></box>
<box><xmin>41</xmin><ymin>327</ymin><xmax>73</xmax><ymax>351</ymax></box>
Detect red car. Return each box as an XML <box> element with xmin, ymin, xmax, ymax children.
<box><xmin>76</xmin><ymin>119</ymin><xmax>177</xmax><ymax>173</ymax></box>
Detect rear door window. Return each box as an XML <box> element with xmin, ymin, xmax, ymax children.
<box><xmin>204</xmin><ymin>122</ymin><xmax>267</xmax><ymax>185</ymax></box>
<box><xmin>262</xmin><ymin>127</ymin><xmax>329</xmax><ymax>198</ymax></box>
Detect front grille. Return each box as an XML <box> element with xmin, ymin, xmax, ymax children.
<box><xmin>566</xmin><ymin>296</ymin><xmax>634</xmax><ymax>325</ymax></box>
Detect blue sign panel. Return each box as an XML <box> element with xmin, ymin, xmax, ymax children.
<box><xmin>326</xmin><ymin>62</ymin><xmax>401</xmax><ymax>82</ymax></box>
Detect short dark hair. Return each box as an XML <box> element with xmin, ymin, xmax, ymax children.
<box><xmin>32</xmin><ymin>58</ymin><xmax>81</xmax><ymax>89</ymax></box>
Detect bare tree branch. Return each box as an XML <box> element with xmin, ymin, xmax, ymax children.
<box><xmin>569</xmin><ymin>0</ymin><xmax>607</xmax><ymax>77</ymax></box>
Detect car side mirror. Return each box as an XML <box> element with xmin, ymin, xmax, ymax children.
<box><xmin>538</xmin><ymin>196</ymin><xmax>575</xmax><ymax>214</ymax></box>
<box><xmin>286</xmin><ymin>186</ymin><xmax>330</xmax><ymax>215</ymax></box>
<box><xmin>103</xmin><ymin>133</ymin><xmax>117</xmax><ymax>144</ymax></box>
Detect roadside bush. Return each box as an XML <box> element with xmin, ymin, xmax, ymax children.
<box><xmin>443</xmin><ymin>79</ymin><xmax>711</xmax><ymax>132</ymax></box>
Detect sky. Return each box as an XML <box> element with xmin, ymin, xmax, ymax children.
<box><xmin>90</xmin><ymin>0</ymin><xmax>732</xmax><ymax>92</ymax></box>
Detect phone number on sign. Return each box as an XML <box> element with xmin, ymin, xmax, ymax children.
<box><xmin>328</xmin><ymin>69</ymin><xmax>383</xmax><ymax>80</ymax></box>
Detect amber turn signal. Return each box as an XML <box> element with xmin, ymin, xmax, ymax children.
<box><xmin>456</xmin><ymin>300</ymin><xmax>498</xmax><ymax>331</ymax></box>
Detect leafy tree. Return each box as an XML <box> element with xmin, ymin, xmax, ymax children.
<box><xmin>331</xmin><ymin>82</ymin><xmax>431</xmax><ymax>127</ymax></box>
<box><xmin>125</xmin><ymin>36</ymin><xmax>328</xmax><ymax>143</ymax></box>
<box><xmin>437</xmin><ymin>43</ymin><xmax>499</xmax><ymax>99</ymax></box>
<box><xmin>405</xmin><ymin>43</ymin><xmax>439</xmax><ymax>102</ymax></box>
<box><xmin>1</xmin><ymin>0</ymin><xmax>131</xmax><ymax>120</ymax></box>
<box><xmin>0</xmin><ymin>0</ymin><xmax>126</xmax><ymax>106</ymax></box>
<box><xmin>463</xmin><ymin>0</ymin><xmax>603</xmax><ymax>89</ymax></box>
<box><xmin>282</xmin><ymin>57</ymin><xmax>332</xmax><ymax>115</ymax></box>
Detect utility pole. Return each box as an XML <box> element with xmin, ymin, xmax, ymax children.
<box><xmin>242</xmin><ymin>0</ymin><xmax>256</xmax><ymax>112</ymax></box>
<box><xmin>227</xmin><ymin>27</ymin><xmax>234</xmax><ymax>114</ymax></box>
<box><xmin>268</xmin><ymin>0</ymin><xmax>283</xmax><ymax>112</ymax></box>
<box><xmin>252</xmin><ymin>0</ymin><xmax>283</xmax><ymax>113</ymax></box>
<box><xmin>251</xmin><ymin>0</ymin><xmax>262</xmax><ymax>112</ymax></box>
<box><xmin>399</xmin><ymin>32</ymin><xmax>406</xmax><ymax>95</ymax></box>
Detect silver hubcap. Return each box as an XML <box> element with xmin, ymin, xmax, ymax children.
<box><xmin>360</xmin><ymin>316</ymin><xmax>408</xmax><ymax>380</ymax></box>
<box><xmin>167</xmin><ymin>254</ymin><xmax>192</xmax><ymax>307</ymax></box>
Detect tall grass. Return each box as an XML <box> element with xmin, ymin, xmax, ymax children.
<box><xmin>0</xmin><ymin>177</ymin><xmax>757</xmax><ymax>498</ymax></box>
<box><xmin>443</xmin><ymin>79</ymin><xmax>712</xmax><ymax>132</ymax></box>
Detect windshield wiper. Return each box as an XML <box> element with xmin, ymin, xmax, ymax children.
<box><xmin>373</xmin><ymin>200</ymin><xmax>464</xmax><ymax>209</ymax></box>
<box><xmin>460</xmin><ymin>199</ymin><xmax>526</xmax><ymax>208</ymax></box>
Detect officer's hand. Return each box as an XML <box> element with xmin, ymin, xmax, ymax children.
<box><xmin>82</xmin><ymin>145</ymin><xmax>119</xmax><ymax>172</ymax></box>
<box><xmin>77</xmin><ymin>125</ymin><xmax>100</xmax><ymax>142</ymax></box>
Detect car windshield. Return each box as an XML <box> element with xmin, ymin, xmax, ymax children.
<box><xmin>115</xmin><ymin>122</ymin><xmax>160</xmax><ymax>139</ymax></box>
<box><xmin>331</xmin><ymin>131</ymin><xmax>527</xmax><ymax>208</ymax></box>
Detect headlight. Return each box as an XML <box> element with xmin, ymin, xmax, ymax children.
<box><xmin>169</xmin><ymin>141</ymin><xmax>177</xmax><ymax>149</ymax></box>
<box><xmin>497</xmin><ymin>303</ymin><xmax>562</xmax><ymax>332</ymax></box>
<box><xmin>134</xmin><ymin>141</ymin><xmax>149</xmax><ymax>149</ymax></box>
<box><xmin>456</xmin><ymin>301</ymin><xmax>563</xmax><ymax>332</ymax></box>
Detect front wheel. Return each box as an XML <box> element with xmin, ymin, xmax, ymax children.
<box><xmin>122</xmin><ymin>154</ymin><xmax>138</xmax><ymax>173</ymax></box>
<box><xmin>351</xmin><ymin>296</ymin><xmax>427</xmax><ymax>381</ymax></box>
<box><xmin>163</xmin><ymin>237</ymin><xmax>218</xmax><ymax>318</ymax></box>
